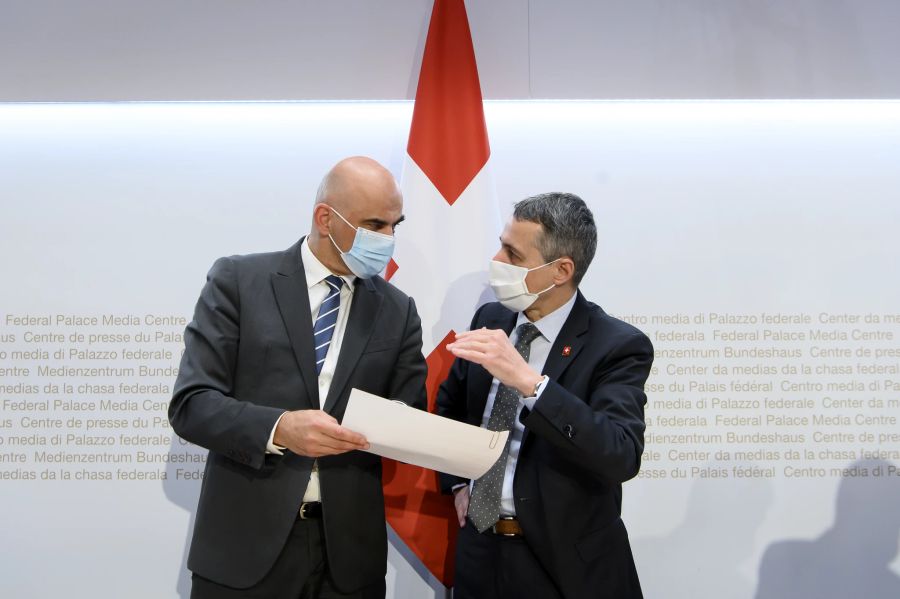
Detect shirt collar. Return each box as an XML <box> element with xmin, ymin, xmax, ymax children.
<box><xmin>301</xmin><ymin>236</ymin><xmax>356</xmax><ymax>290</ymax></box>
<box><xmin>515</xmin><ymin>291</ymin><xmax>578</xmax><ymax>344</ymax></box>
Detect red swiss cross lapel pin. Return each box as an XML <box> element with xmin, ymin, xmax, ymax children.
<box><xmin>562</xmin><ymin>346</ymin><xmax>572</xmax><ymax>356</ymax></box>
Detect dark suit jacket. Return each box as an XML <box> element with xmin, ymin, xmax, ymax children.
<box><xmin>436</xmin><ymin>292</ymin><xmax>653</xmax><ymax>599</ymax></box>
<box><xmin>169</xmin><ymin>238</ymin><xmax>427</xmax><ymax>592</ymax></box>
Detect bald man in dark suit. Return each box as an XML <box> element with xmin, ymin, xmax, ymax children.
<box><xmin>170</xmin><ymin>157</ymin><xmax>427</xmax><ymax>598</ymax></box>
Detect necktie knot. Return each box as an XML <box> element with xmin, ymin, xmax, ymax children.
<box><xmin>515</xmin><ymin>322</ymin><xmax>541</xmax><ymax>349</ymax></box>
<box><xmin>324</xmin><ymin>274</ymin><xmax>344</xmax><ymax>293</ymax></box>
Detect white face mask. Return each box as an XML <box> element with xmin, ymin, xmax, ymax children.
<box><xmin>488</xmin><ymin>258</ymin><xmax>559</xmax><ymax>312</ymax></box>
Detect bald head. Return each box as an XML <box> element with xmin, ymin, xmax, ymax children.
<box><xmin>308</xmin><ymin>156</ymin><xmax>404</xmax><ymax>275</ymax></box>
<box><xmin>315</xmin><ymin>156</ymin><xmax>402</xmax><ymax>213</ymax></box>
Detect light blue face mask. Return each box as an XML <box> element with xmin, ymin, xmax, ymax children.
<box><xmin>328</xmin><ymin>206</ymin><xmax>395</xmax><ymax>279</ymax></box>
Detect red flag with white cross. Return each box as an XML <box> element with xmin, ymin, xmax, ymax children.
<box><xmin>382</xmin><ymin>0</ymin><xmax>499</xmax><ymax>588</ymax></box>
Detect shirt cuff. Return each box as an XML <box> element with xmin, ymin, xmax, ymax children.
<box><xmin>451</xmin><ymin>483</ymin><xmax>469</xmax><ymax>493</ymax></box>
<box><xmin>266</xmin><ymin>411</ymin><xmax>288</xmax><ymax>455</ymax></box>
<box><xmin>520</xmin><ymin>375</ymin><xmax>549</xmax><ymax>410</ymax></box>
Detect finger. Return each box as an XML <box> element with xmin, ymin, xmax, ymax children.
<box><xmin>291</xmin><ymin>435</ymin><xmax>345</xmax><ymax>457</ymax></box>
<box><xmin>450</xmin><ymin>337</ymin><xmax>494</xmax><ymax>352</ymax></box>
<box><xmin>455</xmin><ymin>329</ymin><xmax>494</xmax><ymax>341</ymax></box>
<box><xmin>312</xmin><ymin>418</ymin><xmax>366</xmax><ymax>443</ymax></box>
<box><xmin>447</xmin><ymin>346</ymin><xmax>484</xmax><ymax>364</ymax></box>
<box><xmin>454</xmin><ymin>334</ymin><xmax>515</xmax><ymax>357</ymax></box>
<box><xmin>309</xmin><ymin>437</ymin><xmax>366</xmax><ymax>456</ymax></box>
<box><xmin>459</xmin><ymin>495</ymin><xmax>469</xmax><ymax>527</ymax></box>
<box><xmin>319</xmin><ymin>434</ymin><xmax>369</xmax><ymax>453</ymax></box>
<box><xmin>448</xmin><ymin>346</ymin><xmax>488</xmax><ymax>364</ymax></box>
<box><xmin>324</xmin><ymin>424</ymin><xmax>369</xmax><ymax>447</ymax></box>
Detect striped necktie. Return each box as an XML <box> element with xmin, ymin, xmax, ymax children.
<box><xmin>314</xmin><ymin>275</ymin><xmax>344</xmax><ymax>375</ymax></box>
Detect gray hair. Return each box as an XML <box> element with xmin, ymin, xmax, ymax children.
<box><xmin>513</xmin><ymin>192</ymin><xmax>597</xmax><ymax>285</ymax></box>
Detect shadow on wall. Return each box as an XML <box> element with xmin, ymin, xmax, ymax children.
<box><xmin>434</xmin><ymin>271</ymin><xmax>494</xmax><ymax>344</ymax></box>
<box><xmin>631</xmin><ymin>463</ymin><xmax>774</xmax><ymax>599</ymax></box>
<box><xmin>162</xmin><ymin>433</ymin><xmax>204</xmax><ymax>599</ymax></box>
<box><xmin>754</xmin><ymin>459</ymin><xmax>900</xmax><ymax>599</ymax></box>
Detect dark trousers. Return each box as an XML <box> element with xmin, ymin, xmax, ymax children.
<box><xmin>453</xmin><ymin>521</ymin><xmax>563</xmax><ymax>599</ymax></box>
<box><xmin>191</xmin><ymin>517</ymin><xmax>385</xmax><ymax>599</ymax></box>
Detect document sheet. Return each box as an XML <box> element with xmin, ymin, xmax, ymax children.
<box><xmin>341</xmin><ymin>388</ymin><xmax>508</xmax><ymax>479</ymax></box>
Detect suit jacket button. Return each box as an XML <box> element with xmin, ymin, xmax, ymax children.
<box><xmin>563</xmin><ymin>424</ymin><xmax>575</xmax><ymax>438</ymax></box>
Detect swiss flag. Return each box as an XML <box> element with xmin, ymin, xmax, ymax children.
<box><xmin>383</xmin><ymin>0</ymin><xmax>499</xmax><ymax>589</ymax></box>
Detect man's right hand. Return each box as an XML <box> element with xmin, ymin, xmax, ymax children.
<box><xmin>273</xmin><ymin>410</ymin><xmax>369</xmax><ymax>457</ymax></box>
<box><xmin>453</xmin><ymin>485</ymin><xmax>470</xmax><ymax>528</ymax></box>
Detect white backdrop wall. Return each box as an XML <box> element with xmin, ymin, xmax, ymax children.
<box><xmin>1</xmin><ymin>101</ymin><xmax>900</xmax><ymax>598</ymax></box>
<box><xmin>3</xmin><ymin>0</ymin><xmax>900</xmax><ymax>101</ymax></box>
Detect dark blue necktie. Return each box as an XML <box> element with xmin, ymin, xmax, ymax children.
<box><xmin>314</xmin><ymin>275</ymin><xmax>344</xmax><ymax>375</ymax></box>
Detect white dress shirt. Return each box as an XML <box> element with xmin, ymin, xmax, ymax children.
<box><xmin>478</xmin><ymin>292</ymin><xmax>577</xmax><ymax>516</ymax></box>
<box><xmin>267</xmin><ymin>237</ymin><xmax>356</xmax><ymax>502</ymax></box>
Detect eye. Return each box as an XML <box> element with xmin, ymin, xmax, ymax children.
<box><xmin>362</xmin><ymin>221</ymin><xmax>386</xmax><ymax>232</ymax></box>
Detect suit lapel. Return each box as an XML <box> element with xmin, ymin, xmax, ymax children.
<box><xmin>541</xmin><ymin>291</ymin><xmax>590</xmax><ymax>382</ymax></box>
<box><xmin>322</xmin><ymin>277</ymin><xmax>383</xmax><ymax>414</ymax></box>
<box><xmin>520</xmin><ymin>292</ymin><xmax>590</xmax><ymax>446</ymax></box>
<box><xmin>271</xmin><ymin>240</ymin><xmax>319</xmax><ymax>409</ymax></box>
<box><xmin>468</xmin><ymin>307</ymin><xmax>517</xmax><ymax>423</ymax></box>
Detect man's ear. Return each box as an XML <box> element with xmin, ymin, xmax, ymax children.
<box><xmin>554</xmin><ymin>258</ymin><xmax>576</xmax><ymax>286</ymax></box>
<box><xmin>312</xmin><ymin>203</ymin><xmax>332</xmax><ymax>237</ymax></box>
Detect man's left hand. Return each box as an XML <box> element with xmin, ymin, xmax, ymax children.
<box><xmin>447</xmin><ymin>328</ymin><xmax>543</xmax><ymax>396</ymax></box>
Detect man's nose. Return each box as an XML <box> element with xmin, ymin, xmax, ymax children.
<box><xmin>492</xmin><ymin>248</ymin><xmax>509</xmax><ymax>263</ymax></box>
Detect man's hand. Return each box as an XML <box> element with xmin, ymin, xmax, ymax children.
<box><xmin>447</xmin><ymin>328</ymin><xmax>543</xmax><ymax>396</ymax></box>
<box><xmin>453</xmin><ymin>485</ymin><xmax>470</xmax><ymax>528</ymax></box>
<box><xmin>273</xmin><ymin>409</ymin><xmax>369</xmax><ymax>457</ymax></box>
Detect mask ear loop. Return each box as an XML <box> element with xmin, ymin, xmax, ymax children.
<box><xmin>326</xmin><ymin>205</ymin><xmax>357</xmax><ymax>255</ymax></box>
<box><xmin>526</xmin><ymin>257</ymin><xmax>562</xmax><ymax>296</ymax></box>
<box><xmin>526</xmin><ymin>257</ymin><xmax>562</xmax><ymax>273</ymax></box>
<box><xmin>535</xmin><ymin>282</ymin><xmax>557</xmax><ymax>296</ymax></box>
<box><xmin>329</xmin><ymin>206</ymin><xmax>357</xmax><ymax>232</ymax></box>
<box><xmin>328</xmin><ymin>205</ymin><xmax>394</xmax><ymax>244</ymax></box>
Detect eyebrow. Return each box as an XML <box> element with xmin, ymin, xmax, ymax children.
<box><xmin>362</xmin><ymin>214</ymin><xmax>405</xmax><ymax>229</ymax></box>
<box><xmin>499</xmin><ymin>236</ymin><xmax>523</xmax><ymax>258</ymax></box>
